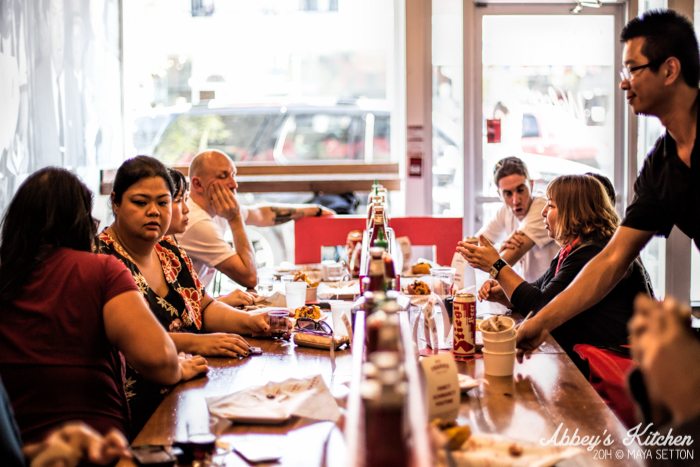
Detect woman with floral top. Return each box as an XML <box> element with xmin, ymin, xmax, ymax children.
<box><xmin>98</xmin><ymin>156</ymin><xmax>271</xmax><ymax>430</ymax></box>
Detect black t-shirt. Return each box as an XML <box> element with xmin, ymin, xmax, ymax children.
<box><xmin>622</xmin><ymin>105</ymin><xmax>700</xmax><ymax>250</ymax></box>
<box><xmin>511</xmin><ymin>242</ymin><xmax>653</xmax><ymax>354</ymax></box>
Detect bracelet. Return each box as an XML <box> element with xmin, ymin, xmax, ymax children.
<box><xmin>314</xmin><ymin>206</ymin><xmax>323</xmax><ymax>217</ymax></box>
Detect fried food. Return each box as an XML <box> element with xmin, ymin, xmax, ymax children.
<box><xmin>444</xmin><ymin>425</ymin><xmax>472</xmax><ymax>450</ymax></box>
<box><xmin>431</xmin><ymin>418</ymin><xmax>472</xmax><ymax>450</ymax></box>
<box><xmin>294</xmin><ymin>304</ymin><xmax>322</xmax><ymax>320</ymax></box>
<box><xmin>407</xmin><ymin>279</ymin><xmax>431</xmax><ymax>295</ymax></box>
<box><xmin>411</xmin><ymin>262</ymin><xmax>431</xmax><ymax>275</ymax></box>
<box><xmin>293</xmin><ymin>271</ymin><xmax>320</xmax><ymax>288</ymax></box>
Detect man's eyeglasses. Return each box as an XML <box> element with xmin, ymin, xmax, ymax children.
<box><xmin>295</xmin><ymin>318</ymin><xmax>333</xmax><ymax>336</ymax></box>
<box><xmin>619</xmin><ymin>60</ymin><xmax>663</xmax><ymax>81</ymax></box>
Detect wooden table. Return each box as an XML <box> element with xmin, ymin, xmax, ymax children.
<box><xmin>123</xmin><ymin>336</ymin><xmax>353</xmax><ymax>466</ymax></box>
<box><xmin>122</xmin><ymin>316</ymin><xmax>644</xmax><ymax>466</ymax></box>
<box><xmin>455</xmin><ymin>339</ymin><xmax>644</xmax><ymax>466</ymax></box>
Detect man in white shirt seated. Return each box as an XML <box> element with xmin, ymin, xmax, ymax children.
<box><xmin>176</xmin><ymin>149</ymin><xmax>333</xmax><ymax>289</ymax></box>
<box><xmin>476</xmin><ymin>156</ymin><xmax>559</xmax><ymax>282</ymax></box>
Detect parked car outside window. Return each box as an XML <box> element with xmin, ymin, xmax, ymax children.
<box><xmin>134</xmin><ymin>101</ymin><xmax>391</xmax><ymax>166</ymax></box>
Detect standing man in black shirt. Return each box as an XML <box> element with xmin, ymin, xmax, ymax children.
<box><xmin>517</xmin><ymin>8</ymin><xmax>700</xmax><ymax>416</ymax></box>
<box><xmin>518</xmin><ymin>10</ymin><xmax>700</xmax><ymax>444</ymax></box>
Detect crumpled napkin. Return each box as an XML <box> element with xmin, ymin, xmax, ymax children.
<box><xmin>317</xmin><ymin>281</ymin><xmax>359</xmax><ymax>300</ymax></box>
<box><xmin>206</xmin><ymin>375</ymin><xmax>340</xmax><ymax>424</ymax></box>
<box><xmin>437</xmin><ymin>433</ymin><xmax>586</xmax><ymax>467</ymax></box>
<box><xmin>254</xmin><ymin>292</ymin><xmax>286</xmax><ymax>307</ymax></box>
<box><xmin>409</xmin><ymin>293</ymin><xmax>451</xmax><ymax>349</ymax></box>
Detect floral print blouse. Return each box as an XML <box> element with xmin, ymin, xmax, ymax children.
<box><xmin>97</xmin><ymin>230</ymin><xmax>209</xmax><ymax>434</ymax></box>
<box><xmin>97</xmin><ymin>231</ymin><xmax>206</xmax><ymax>333</ymax></box>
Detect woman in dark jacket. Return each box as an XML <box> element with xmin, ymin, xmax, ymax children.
<box><xmin>458</xmin><ymin>174</ymin><xmax>653</xmax><ymax>360</ymax></box>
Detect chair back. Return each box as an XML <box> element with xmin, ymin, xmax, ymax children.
<box><xmin>294</xmin><ymin>216</ymin><xmax>463</xmax><ymax>266</ymax></box>
<box><xmin>573</xmin><ymin>343</ymin><xmax>638</xmax><ymax>428</ymax></box>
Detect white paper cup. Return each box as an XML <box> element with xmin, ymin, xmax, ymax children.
<box><xmin>285</xmin><ymin>281</ymin><xmax>307</xmax><ymax>309</ymax></box>
<box><xmin>478</xmin><ymin>316</ymin><xmax>516</xmax><ymax>341</ymax></box>
<box><xmin>482</xmin><ymin>336</ymin><xmax>516</xmax><ymax>353</ymax></box>
<box><xmin>482</xmin><ymin>349</ymin><xmax>515</xmax><ymax>377</ymax></box>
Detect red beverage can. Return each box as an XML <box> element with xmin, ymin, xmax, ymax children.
<box><xmin>452</xmin><ymin>292</ymin><xmax>476</xmax><ymax>359</ymax></box>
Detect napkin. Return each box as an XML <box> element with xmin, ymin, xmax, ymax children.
<box><xmin>206</xmin><ymin>375</ymin><xmax>340</xmax><ymax>424</ymax></box>
<box><xmin>438</xmin><ymin>433</ymin><xmax>586</xmax><ymax>467</ymax></box>
<box><xmin>317</xmin><ymin>281</ymin><xmax>359</xmax><ymax>300</ymax></box>
<box><xmin>254</xmin><ymin>292</ymin><xmax>286</xmax><ymax>307</ymax></box>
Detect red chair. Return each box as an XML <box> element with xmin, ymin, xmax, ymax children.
<box><xmin>294</xmin><ymin>216</ymin><xmax>463</xmax><ymax>266</ymax></box>
<box><xmin>573</xmin><ymin>344</ymin><xmax>638</xmax><ymax>428</ymax></box>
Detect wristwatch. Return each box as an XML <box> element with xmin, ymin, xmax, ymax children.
<box><xmin>489</xmin><ymin>258</ymin><xmax>508</xmax><ymax>279</ymax></box>
<box><xmin>314</xmin><ymin>206</ymin><xmax>323</xmax><ymax>217</ymax></box>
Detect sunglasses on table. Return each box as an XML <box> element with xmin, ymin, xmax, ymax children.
<box><xmin>294</xmin><ymin>318</ymin><xmax>333</xmax><ymax>336</ymax></box>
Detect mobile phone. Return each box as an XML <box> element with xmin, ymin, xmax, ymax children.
<box><xmin>131</xmin><ymin>445</ymin><xmax>176</xmax><ymax>467</ymax></box>
<box><xmin>249</xmin><ymin>346</ymin><xmax>263</xmax><ymax>355</ymax></box>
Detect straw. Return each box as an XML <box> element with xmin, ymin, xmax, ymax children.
<box><xmin>516</xmin><ymin>310</ymin><xmax>534</xmax><ymax>330</ymax></box>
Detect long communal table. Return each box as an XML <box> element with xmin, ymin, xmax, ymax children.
<box><xmin>120</xmin><ymin>316</ymin><xmax>644</xmax><ymax>466</ymax></box>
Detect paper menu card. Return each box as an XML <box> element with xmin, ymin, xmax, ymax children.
<box><xmin>206</xmin><ymin>375</ymin><xmax>340</xmax><ymax>424</ymax></box>
<box><xmin>420</xmin><ymin>353</ymin><xmax>460</xmax><ymax>421</ymax></box>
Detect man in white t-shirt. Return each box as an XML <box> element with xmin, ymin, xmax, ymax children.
<box><xmin>476</xmin><ymin>156</ymin><xmax>559</xmax><ymax>282</ymax></box>
<box><xmin>177</xmin><ymin>150</ymin><xmax>333</xmax><ymax>288</ymax></box>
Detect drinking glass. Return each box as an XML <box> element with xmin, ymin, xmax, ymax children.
<box><xmin>256</xmin><ymin>277</ymin><xmax>274</xmax><ymax>296</ymax></box>
<box><xmin>322</xmin><ymin>260</ymin><xmax>348</xmax><ymax>282</ymax></box>
<box><xmin>431</xmin><ymin>267</ymin><xmax>456</xmax><ymax>298</ymax></box>
<box><xmin>268</xmin><ymin>309</ymin><xmax>289</xmax><ymax>338</ymax></box>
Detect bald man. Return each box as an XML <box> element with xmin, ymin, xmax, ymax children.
<box><xmin>177</xmin><ymin>150</ymin><xmax>333</xmax><ymax>289</ymax></box>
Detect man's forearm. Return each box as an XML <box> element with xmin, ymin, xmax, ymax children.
<box><xmin>535</xmin><ymin>248</ymin><xmax>630</xmax><ymax>330</ymax></box>
<box><xmin>227</xmin><ymin>217</ymin><xmax>257</xmax><ymax>286</ymax></box>
<box><xmin>247</xmin><ymin>204</ymin><xmax>322</xmax><ymax>226</ymax></box>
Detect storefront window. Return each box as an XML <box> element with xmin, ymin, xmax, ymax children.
<box><xmin>122</xmin><ymin>0</ymin><xmax>397</xmax><ymax>167</ymax></box>
<box><xmin>122</xmin><ymin>0</ymin><xmax>400</xmax><ymax>266</ymax></box>
<box><xmin>432</xmin><ymin>0</ymin><xmax>463</xmax><ymax>216</ymax></box>
<box><xmin>477</xmin><ymin>10</ymin><xmax>620</xmax><ymax>233</ymax></box>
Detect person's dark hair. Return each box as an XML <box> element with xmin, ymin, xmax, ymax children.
<box><xmin>620</xmin><ymin>9</ymin><xmax>699</xmax><ymax>88</ymax></box>
<box><xmin>493</xmin><ymin>156</ymin><xmax>529</xmax><ymax>186</ymax></box>
<box><xmin>168</xmin><ymin>168</ymin><xmax>188</xmax><ymax>199</ymax></box>
<box><xmin>112</xmin><ymin>155</ymin><xmax>174</xmax><ymax>204</ymax></box>
<box><xmin>585</xmin><ymin>172</ymin><xmax>616</xmax><ymax>205</ymax></box>
<box><xmin>0</xmin><ymin>168</ymin><xmax>97</xmax><ymax>303</ymax></box>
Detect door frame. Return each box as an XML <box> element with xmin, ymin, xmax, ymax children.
<box><xmin>463</xmin><ymin>2</ymin><xmax>626</xmax><ymax>235</ymax></box>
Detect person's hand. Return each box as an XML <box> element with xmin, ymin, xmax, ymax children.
<box><xmin>208</xmin><ymin>181</ymin><xmax>241</xmax><ymax>221</ymax></box>
<box><xmin>178</xmin><ymin>353</ymin><xmax>209</xmax><ymax>381</ymax></box>
<box><xmin>515</xmin><ymin>315</ymin><xmax>549</xmax><ymax>362</ymax></box>
<box><xmin>23</xmin><ymin>423</ymin><xmax>129</xmax><ymax>467</ymax></box>
<box><xmin>478</xmin><ymin>279</ymin><xmax>510</xmax><ymax>307</ymax></box>
<box><xmin>456</xmin><ymin>235</ymin><xmax>501</xmax><ymax>273</ymax></box>
<box><xmin>500</xmin><ymin>230</ymin><xmax>527</xmax><ymax>253</ymax></box>
<box><xmin>191</xmin><ymin>333</ymin><xmax>251</xmax><ymax>357</ymax></box>
<box><xmin>247</xmin><ymin>312</ymin><xmax>275</xmax><ymax>336</ymax></box>
<box><xmin>218</xmin><ymin>289</ymin><xmax>256</xmax><ymax>307</ymax></box>
<box><xmin>630</xmin><ymin>295</ymin><xmax>700</xmax><ymax>415</ymax></box>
